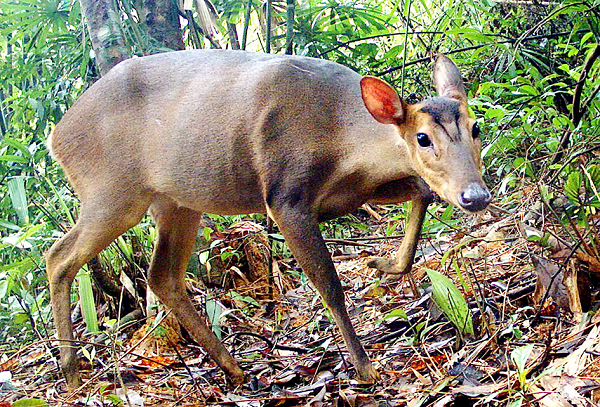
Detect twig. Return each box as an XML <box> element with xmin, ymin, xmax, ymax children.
<box><xmin>315</xmin><ymin>31</ymin><xmax>505</xmax><ymax>58</ymax></box>
<box><xmin>165</xmin><ymin>334</ymin><xmax>208</xmax><ymax>401</ymax></box>
<box><xmin>377</xmin><ymin>30</ymin><xmax>589</xmax><ymax>76</ymax></box>
<box><xmin>572</xmin><ymin>43</ymin><xmax>600</xmax><ymax>127</ymax></box>
<box><xmin>547</xmin><ymin>145</ymin><xmax>600</xmax><ymax>184</ymax></box>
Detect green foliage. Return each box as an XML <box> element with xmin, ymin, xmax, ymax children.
<box><xmin>378</xmin><ymin>308</ymin><xmax>408</xmax><ymax>324</ymax></box>
<box><xmin>511</xmin><ymin>343</ymin><xmax>534</xmax><ymax>390</ymax></box>
<box><xmin>564</xmin><ymin>164</ymin><xmax>600</xmax><ymax>222</ymax></box>
<box><xmin>12</xmin><ymin>399</ymin><xmax>49</xmax><ymax>407</ymax></box>
<box><xmin>227</xmin><ymin>290</ymin><xmax>260</xmax><ymax>308</ymax></box>
<box><xmin>426</xmin><ymin>268</ymin><xmax>474</xmax><ymax>336</ymax></box>
<box><xmin>76</xmin><ymin>269</ymin><xmax>98</xmax><ymax>332</ymax></box>
<box><xmin>206</xmin><ymin>296</ymin><xmax>224</xmax><ymax>339</ymax></box>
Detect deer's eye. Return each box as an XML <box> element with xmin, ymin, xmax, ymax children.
<box><xmin>417</xmin><ymin>133</ymin><xmax>432</xmax><ymax>148</ymax></box>
<box><xmin>472</xmin><ymin>122</ymin><xmax>480</xmax><ymax>139</ymax></box>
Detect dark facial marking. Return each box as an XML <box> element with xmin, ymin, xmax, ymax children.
<box><xmin>420</xmin><ymin>97</ymin><xmax>461</xmax><ymax>141</ymax></box>
<box><xmin>420</xmin><ymin>97</ymin><xmax>460</xmax><ymax>123</ymax></box>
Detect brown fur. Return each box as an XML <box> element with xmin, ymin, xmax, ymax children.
<box><xmin>46</xmin><ymin>50</ymin><xmax>489</xmax><ymax>389</ymax></box>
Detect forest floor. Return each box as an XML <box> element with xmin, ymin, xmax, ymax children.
<box><xmin>2</xmin><ymin>192</ymin><xmax>600</xmax><ymax>406</ymax></box>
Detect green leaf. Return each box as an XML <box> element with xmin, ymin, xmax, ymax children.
<box><xmin>0</xmin><ymin>219</ymin><xmax>21</xmax><ymax>231</ymax></box>
<box><xmin>0</xmin><ymin>278</ymin><xmax>8</xmax><ymax>299</ymax></box>
<box><xmin>580</xmin><ymin>32</ymin><xmax>593</xmax><ymax>47</ymax></box>
<box><xmin>484</xmin><ymin>108</ymin><xmax>506</xmax><ymax>120</ymax></box>
<box><xmin>13</xmin><ymin>312</ymin><xmax>29</xmax><ymax>325</ymax></box>
<box><xmin>206</xmin><ymin>297</ymin><xmax>222</xmax><ymax>340</ymax></box>
<box><xmin>82</xmin><ymin>346</ymin><xmax>96</xmax><ymax>364</ymax></box>
<box><xmin>106</xmin><ymin>394</ymin><xmax>123</xmax><ymax>405</ymax></box>
<box><xmin>518</xmin><ymin>84</ymin><xmax>538</xmax><ymax>96</ymax></box>
<box><xmin>426</xmin><ymin>268</ymin><xmax>474</xmax><ymax>335</ymax></box>
<box><xmin>203</xmin><ymin>226</ymin><xmax>212</xmax><ymax>242</ymax></box>
<box><xmin>43</xmin><ymin>176</ymin><xmax>75</xmax><ymax>225</ymax></box>
<box><xmin>511</xmin><ymin>343</ymin><xmax>535</xmax><ymax>389</ymax></box>
<box><xmin>198</xmin><ymin>250</ymin><xmax>210</xmax><ymax>265</ymax></box>
<box><xmin>511</xmin><ymin>343</ymin><xmax>534</xmax><ymax>375</ymax></box>
<box><xmin>0</xmin><ymin>154</ymin><xmax>29</xmax><ymax>163</ymax></box>
<box><xmin>565</xmin><ymin>171</ymin><xmax>582</xmax><ymax>203</ymax></box>
<box><xmin>4</xmin><ymin>138</ymin><xmax>32</xmax><ymax>158</ymax></box>
<box><xmin>77</xmin><ymin>270</ymin><xmax>98</xmax><ymax>333</ymax></box>
<box><xmin>227</xmin><ymin>291</ymin><xmax>260</xmax><ymax>307</ymax></box>
<box><xmin>384</xmin><ymin>308</ymin><xmax>408</xmax><ymax>320</ymax></box>
<box><xmin>13</xmin><ymin>399</ymin><xmax>48</xmax><ymax>407</ymax></box>
<box><xmin>8</xmin><ymin>176</ymin><xmax>29</xmax><ymax>225</ymax></box>
<box><xmin>445</xmin><ymin>27</ymin><xmax>491</xmax><ymax>42</ymax></box>
<box><xmin>378</xmin><ymin>308</ymin><xmax>408</xmax><ymax>324</ymax></box>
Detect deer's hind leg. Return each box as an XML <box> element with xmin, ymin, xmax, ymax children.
<box><xmin>46</xmin><ymin>192</ymin><xmax>152</xmax><ymax>390</ymax></box>
<box><xmin>147</xmin><ymin>198</ymin><xmax>245</xmax><ymax>385</ymax></box>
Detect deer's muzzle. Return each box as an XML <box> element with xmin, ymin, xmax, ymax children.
<box><xmin>458</xmin><ymin>183</ymin><xmax>491</xmax><ymax>212</ymax></box>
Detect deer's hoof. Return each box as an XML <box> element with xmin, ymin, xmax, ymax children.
<box><xmin>367</xmin><ymin>257</ymin><xmax>394</xmax><ymax>275</ymax></box>
<box><xmin>368</xmin><ymin>257</ymin><xmax>409</xmax><ymax>276</ymax></box>
<box><xmin>228</xmin><ymin>373</ymin><xmax>246</xmax><ymax>388</ymax></box>
<box><xmin>356</xmin><ymin>362</ymin><xmax>382</xmax><ymax>383</ymax></box>
<box><xmin>225</xmin><ymin>365</ymin><xmax>246</xmax><ymax>387</ymax></box>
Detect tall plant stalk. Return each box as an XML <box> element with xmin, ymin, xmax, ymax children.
<box><xmin>241</xmin><ymin>0</ymin><xmax>253</xmax><ymax>50</ymax></box>
<box><xmin>265</xmin><ymin>0</ymin><xmax>272</xmax><ymax>53</ymax></box>
<box><xmin>285</xmin><ymin>0</ymin><xmax>295</xmax><ymax>54</ymax></box>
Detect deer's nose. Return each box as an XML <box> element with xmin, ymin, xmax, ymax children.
<box><xmin>458</xmin><ymin>183</ymin><xmax>491</xmax><ymax>212</ymax></box>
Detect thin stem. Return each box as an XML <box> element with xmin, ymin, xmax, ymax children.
<box><xmin>241</xmin><ymin>0</ymin><xmax>252</xmax><ymax>50</ymax></box>
<box><xmin>400</xmin><ymin>0</ymin><xmax>413</xmax><ymax>98</ymax></box>
<box><xmin>265</xmin><ymin>0</ymin><xmax>272</xmax><ymax>53</ymax></box>
<box><xmin>285</xmin><ymin>0</ymin><xmax>295</xmax><ymax>54</ymax></box>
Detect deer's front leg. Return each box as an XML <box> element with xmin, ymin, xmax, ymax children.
<box><xmin>269</xmin><ymin>204</ymin><xmax>380</xmax><ymax>382</ymax></box>
<box><xmin>368</xmin><ymin>177</ymin><xmax>433</xmax><ymax>276</ymax></box>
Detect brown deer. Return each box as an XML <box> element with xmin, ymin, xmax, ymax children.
<box><xmin>46</xmin><ymin>50</ymin><xmax>490</xmax><ymax>390</ymax></box>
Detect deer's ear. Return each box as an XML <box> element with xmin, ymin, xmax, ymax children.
<box><xmin>433</xmin><ymin>54</ymin><xmax>467</xmax><ymax>102</ymax></box>
<box><xmin>360</xmin><ymin>76</ymin><xmax>405</xmax><ymax>124</ymax></box>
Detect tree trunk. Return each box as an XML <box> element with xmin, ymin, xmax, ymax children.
<box><xmin>79</xmin><ymin>0</ymin><xmax>129</xmax><ymax>75</ymax></box>
<box><xmin>141</xmin><ymin>0</ymin><xmax>185</xmax><ymax>50</ymax></box>
<box><xmin>227</xmin><ymin>22</ymin><xmax>240</xmax><ymax>50</ymax></box>
<box><xmin>285</xmin><ymin>0</ymin><xmax>294</xmax><ymax>54</ymax></box>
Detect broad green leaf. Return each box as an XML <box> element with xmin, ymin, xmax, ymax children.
<box><xmin>198</xmin><ymin>250</ymin><xmax>210</xmax><ymax>265</ymax></box>
<box><xmin>77</xmin><ymin>270</ymin><xmax>98</xmax><ymax>333</ymax></box>
<box><xmin>203</xmin><ymin>227</ymin><xmax>212</xmax><ymax>242</ymax></box>
<box><xmin>518</xmin><ymin>84</ymin><xmax>538</xmax><ymax>96</ymax></box>
<box><xmin>484</xmin><ymin>108</ymin><xmax>506</xmax><ymax>120</ymax></box>
<box><xmin>511</xmin><ymin>344</ymin><xmax>534</xmax><ymax>372</ymax></box>
<box><xmin>511</xmin><ymin>343</ymin><xmax>535</xmax><ymax>388</ymax></box>
<box><xmin>8</xmin><ymin>176</ymin><xmax>29</xmax><ymax>225</ymax></box>
<box><xmin>385</xmin><ymin>308</ymin><xmax>408</xmax><ymax>320</ymax></box>
<box><xmin>565</xmin><ymin>171</ymin><xmax>582</xmax><ymax>203</ymax></box>
<box><xmin>13</xmin><ymin>399</ymin><xmax>48</xmax><ymax>407</ymax></box>
<box><xmin>379</xmin><ymin>308</ymin><xmax>408</xmax><ymax>324</ymax></box>
<box><xmin>206</xmin><ymin>297</ymin><xmax>222</xmax><ymax>339</ymax></box>
<box><xmin>426</xmin><ymin>268</ymin><xmax>474</xmax><ymax>335</ymax></box>
<box><xmin>4</xmin><ymin>138</ymin><xmax>32</xmax><ymax>158</ymax></box>
<box><xmin>445</xmin><ymin>27</ymin><xmax>491</xmax><ymax>42</ymax></box>
<box><xmin>0</xmin><ymin>219</ymin><xmax>21</xmax><ymax>231</ymax></box>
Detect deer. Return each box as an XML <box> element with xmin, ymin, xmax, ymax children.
<box><xmin>46</xmin><ymin>50</ymin><xmax>490</xmax><ymax>390</ymax></box>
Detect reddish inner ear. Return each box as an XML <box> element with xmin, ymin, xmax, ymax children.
<box><xmin>360</xmin><ymin>77</ymin><xmax>403</xmax><ymax>124</ymax></box>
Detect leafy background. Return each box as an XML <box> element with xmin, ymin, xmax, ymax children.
<box><xmin>1</xmin><ymin>0</ymin><xmax>600</xmax><ymax>405</ymax></box>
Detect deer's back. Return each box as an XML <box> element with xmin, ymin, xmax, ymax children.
<box><xmin>50</xmin><ymin>50</ymin><xmax>400</xmax><ymax>215</ymax></box>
